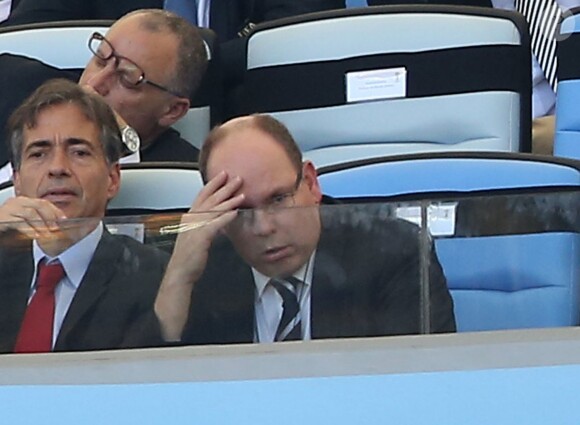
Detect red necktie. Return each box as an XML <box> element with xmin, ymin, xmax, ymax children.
<box><xmin>14</xmin><ymin>260</ymin><xmax>65</xmax><ymax>353</ymax></box>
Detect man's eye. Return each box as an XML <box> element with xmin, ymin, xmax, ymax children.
<box><xmin>271</xmin><ymin>194</ymin><xmax>289</xmax><ymax>205</ymax></box>
<box><xmin>27</xmin><ymin>151</ymin><xmax>44</xmax><ymax>159</ymax></box>
<box><xmin>118</xmin><ymin>72</ymin><xmax>139</xmax><ymax>89</ymax></box>
<box><xmin>72</xmin><ymin>149</ymin><xmax>91</xmax><ymax>157</ymax></box>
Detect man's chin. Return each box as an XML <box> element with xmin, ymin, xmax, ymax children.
<box><xmin>255</xmin><ymin>259</ymin><xmax>304</xmax><ymax>280</ymax></box>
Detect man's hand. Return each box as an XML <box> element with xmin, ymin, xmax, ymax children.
<box><xmin>154</xmin><ymin>171</ymin><xmax>244</xmax><ymax>341</ymax></box>
<box><xmin>0</xmin><ymin>196</ymin><xmax>67</xmax><ymax>239</ymax></box>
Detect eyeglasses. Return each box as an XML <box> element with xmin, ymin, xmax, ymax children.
<box><xmin>233</xmin><ymin>171</ymin><xmax>303</xmax><ymax>228</ymax></box>
<box><xmin>87</xmin><ymin>32</ymin><xmax>184</xmax><ymax>98</ymax></box>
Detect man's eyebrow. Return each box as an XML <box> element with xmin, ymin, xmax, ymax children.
<box><xmin>65</xmin><ymin>138</ymin><xmax>96</xmax><ymax>149</ymax></box>
<box><xmin>23</xmin><ymin>138</ymin><xmax>96</xmax><ymax>151</ymax></box>
<box><xmin>23</xmin><ymin>140</ymin><xmax>51</xmax><ymax>152</ymax></box>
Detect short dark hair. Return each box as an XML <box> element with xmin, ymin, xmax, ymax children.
<box><xmin>7</xmin><ymin>79</ymin><xmax>122</xmax><ymax>169</ymax></box>
<box><xmin>199</xmin><ymin>114</ymin><xmax>303</xmax><ymax>183</ymax></box>
<box><xmin>125</xmin><ymin>9</ymin><xmax>208</xmax><ymax>99</ymax></box>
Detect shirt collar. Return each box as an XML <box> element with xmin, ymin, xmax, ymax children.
<box><xmin>252</xmin><ymin>250</ymin><xmax>316</xmax><ymax>299</ymax></box>
<box><xmin>32</xmin><ymin>222</ymin><xmax>104</xmax><ymax>290</ymax></box>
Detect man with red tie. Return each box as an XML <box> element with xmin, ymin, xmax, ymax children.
<box><xmin>0</xmin><ymin>79</ymin><xmax>167</xmax><ymax>354</ymax></box>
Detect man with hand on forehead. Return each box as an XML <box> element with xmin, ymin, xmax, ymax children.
<box><xmin>154</xmin><ymin>114</ymin><xmax>455</xmax><ymax>345</ymax></box>
<box><xmin>0</xmin><ymin>79</ymin><xmax>167</xmax><ymax>354</ymax></box>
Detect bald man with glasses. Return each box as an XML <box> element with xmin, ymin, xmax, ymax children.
<box><xmin>152</xmin><ymin>114</ymin><xmax>456</xmax><ymax>346</ymax></box>
<box><xmin>0</xmin><ymin>9</ymin><xmax>207</xmax><ymax>182</ymax></box>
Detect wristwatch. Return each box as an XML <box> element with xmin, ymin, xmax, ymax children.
<box><xmin>120</xmin><ymin>125</ymin><xmax>140</xmax><ymax>153</ymax></box>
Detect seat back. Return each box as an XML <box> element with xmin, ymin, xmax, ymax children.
<box><xmin>346</xmin><ymin>0</ymin><xmax>368</xmax><ymax>6</ymax></box>
<box><xmin>0</xmin><ymin>181</ymin><xmax>15</xmax><ymax>206</ymax></box>
<box><xmin>108</xmin><ymin>162</ymin><xmax>203</xmax><ymax>213</ymax></box>
<box><xmin>436</xmin><ymin>233</ymin><xmax>580</xmax><ymax>331</ymax></box>
<box><xmin>318</xmin><ymin>152</ymin><xmax>580</xmax><ymax>331</ymax></box>
<box><xmin>555</xmin><ymin>9</ymin><xmax>580</xmax><ymax>160</ymax></box>
<box><xmin>0</xmin><ymin>163</ymin><xmax>202</xmax><ymax>214</ymax></box>
<box><xmin>240</xmin><ymin>6</ymin><xmax>531</xmax><ymax>167</ymax></box>
<box><xmin>0</xmin><ymin>20</ymin><xmax>110</xmax><ymax>67</ymax></box>
<box><xmin>0</xmin><ymin>164</ymin><xmax>202</xmax><ymax>243</ymax></box>
<box><xmin>318</xmin><ymin>152</ymin><xmax>580</xmax><ymax>198</ymax></box>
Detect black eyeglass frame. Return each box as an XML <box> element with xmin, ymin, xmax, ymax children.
<box><xmin>87</xmin><ymin>32</ymin><xmax>185</xmax><ymax>98</ymax></box>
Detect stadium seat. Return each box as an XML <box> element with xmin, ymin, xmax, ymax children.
<box><xmin>0</xmin><ymin>181</ymin><xmax>14</xmax><ymax>205</ymax></box>
<box><xmin>108</xmin><ymin>162</ymin><xmax>203</xmax><ymax>214</ymax></box>
<box><xmin>0</xmin><ymin>162</ymin><xmax>202</xmax><ymax>214</ymax></box>
<box><xmin>318</xmin><ymin>152</ymin><xmax>580</xmax><ymax>332</ymax></box>
<box><xmin>239</xmin><ymin>6</ymin><xmax>531</xmax><ymax>167</ymax></box>
<box><xmin>555</xmin><ymin>8</ymin><xmax>580</xmax><ymax>160</ymax></box>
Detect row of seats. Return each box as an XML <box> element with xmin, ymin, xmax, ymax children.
<box><xmin>3</xmin><ymin>6</ymin><xmax>580</xmax><ymax>164</ymax></box>
<box><xmin>1</xmin><ymin>153</ymin><xmax>576</xmax><ymax>333</ymax></box>
<box><xmin>0</xmin><ymin>5</ymin><xmax>532</xmax><ymax>163</ymax></box>
<box><xmin>2</xmin><ymin>6</ymin><xmax>579</xmax><ymax>162</ymax></box>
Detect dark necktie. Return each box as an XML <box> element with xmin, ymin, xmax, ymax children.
<box><xmin>515</xmin><ymin>0</ymin><xmax>562</xmax><ymax>90</ymax></box>
<box><xmin>164</xmin><ymin>0</ymin><xmax>198</xmax><ymax>25</ymax></box>
<box><xmin>270</xmin><ymin>277</ymin><xmax>302</xmax><ymax>341</ymax></box>
<box><xmin>14</xmin><ymin>260</ymin><xmax>65</xmax><ymax>353</ymax></box>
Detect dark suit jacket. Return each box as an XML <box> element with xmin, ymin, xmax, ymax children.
<box><xmin>181</xmin><ymin>207</ymin><xmax>456</xmax><ymax>345</ymax></box>
<box><xmin>1</xmin><ymin>0</ymin><xmax>163</xmax><ymax>27</ymax></box>
<box><xmin>2</xmin><ymin>0</ymin><xmax>344</xmax><ymax>40</ymax></box>
<box><xmin>0</xmin><ymin>229</ymin><xmax>168</xmax><ymax>353</ymax></box>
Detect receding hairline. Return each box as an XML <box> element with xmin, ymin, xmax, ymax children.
<box><xmin>201</xmin><ymin>115</ymin><xmax>302</xmax><ymax>182</ymax></box>
<box><xmin>218</xmin><ymin>115</ymin><xmax>261</xmax><ymax>136</ymax></box>
<box><xmin>108</xmin><ymin>9</ymin><xmax>205</xmax><ymax>98</ymax></box>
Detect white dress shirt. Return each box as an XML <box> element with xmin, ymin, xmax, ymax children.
<box><xmin>253</xmin><ymin>252</ymin><xmax>316</xmax><ymax>343</ymax></box>
<box><xmin>492</xmin><ymin>0</ymin><xmax>580</xmax><ymax>118</ymax></box>
<box><xmin>30</xmin><ymin>222</ymin><xmax>103</xmax><ymax>348</ymax></box>
<box><xmin>197</xmin><ymin>0</ymin><xmax>210</xmax><ymax>27</ymax></box>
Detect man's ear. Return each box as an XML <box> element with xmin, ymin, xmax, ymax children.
<box><xmin>302</xmin><ymin>160</ymin><xmax>323</xmax><ymax>204</ymax></box>
<box><xmin>106</xmin><ymin>163</ymin><xmax>121</xmax><ymax>201</ymax></box>
<box><xmin>158</xmin><ymin>97</ymin><xmax>190</xmax><ymax>128</ymax></box>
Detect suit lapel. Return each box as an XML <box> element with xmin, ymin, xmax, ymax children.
<box><xmin>0</xmin><ymin>244</ymin><xmax>34</xmax><ymax>352</ymax></box>
<box><xmin>228</xmin><ymin>264</ymin><xmax>255</xmax><ymax>343</ymax></box>
<box><xmin>310</xmin><ymin>215</ymin><xmax>353</xmax><ymax>339</ymax></box>
<box><xmin>215</xmin><ymin>242</ymin><xmax>255</xmax><ymax>343</ymax></box>
<box><xmin>55</xmin><ymin>230</ymin><xmax>118</xmax><ymax>348</ymax></box>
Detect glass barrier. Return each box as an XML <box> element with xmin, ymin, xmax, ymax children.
<box><xmin>418</xmin><ymin>190</ymin><xmax>580</xmax><ymax>333</ymax></box>
<box><xmin>0</xmin><ymin>190</ymin><xmax>578</xmax><ymax>355</ymax></box>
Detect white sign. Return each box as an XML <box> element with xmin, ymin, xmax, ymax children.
<box><xmin>346</xmin><ymin>67</ymin><xmax>407</xmax><ymax>103</ymax></box>
<box><xmin>395</xmin><ymin>203</ymin><xmax>457</xmax><ymax>237</ymax></box>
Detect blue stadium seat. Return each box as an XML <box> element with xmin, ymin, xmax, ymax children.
<box><xmin>555</xmin><ymin>9</ymin><xmax>580</xmax><ymax>160</ymax></box>
<box><xmin>346</xmin><ymin>0</ymin><xmax>368</xmax><ymax>6</ymax></box>
<box><xmin>318</xmin><ymin>152</ymin><xmax>580</xmax><ymax>331</ymax></box>
<box><xmin>240</xmin><ymin>6</ymin><xmax>531</xmax><ymax>167</ymax></box>
<box><xmin>108</xmin><ymin>162</ymin><xmax>203</xmax><ymax>213</ymax></box>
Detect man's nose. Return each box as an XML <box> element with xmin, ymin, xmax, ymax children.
<box><xmin>250</xmin><ymin>208</ymin><xmax>276</xmax><ymax>236</ymax></box>
<box><xmin>48</xmin><ymin>148</ymin><xmax>72</xmax><ymax>177</ymax></box>
<box><xmin>84</xmin><ymin>60</ymin><xmax>117</xmax><ymax>96</ymax></box>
